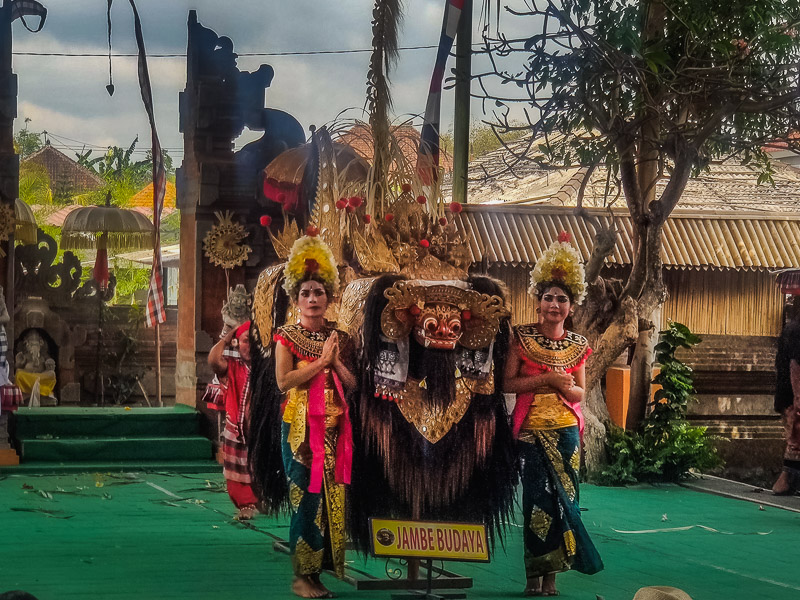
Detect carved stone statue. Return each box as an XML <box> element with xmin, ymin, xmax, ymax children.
<box><xmin>15</xmin><ymin>330</ymin><xmax>51</xmax><ymax>374</ymax></box>
<box><xmin>220</xmin><ymin>284</ymin><xmax>252</xmax><ymax>337</ymax></box>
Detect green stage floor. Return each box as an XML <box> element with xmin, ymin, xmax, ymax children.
<box><xmin>1</xmin><ymin>471</ymin><xmax>798</xmax><ymax>600</ymax></box>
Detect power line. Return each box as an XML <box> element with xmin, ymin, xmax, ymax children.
<box><xmin>12</xmin><ymin>44</ymin><xmax>440</xmax><ymax>58</ymax></box>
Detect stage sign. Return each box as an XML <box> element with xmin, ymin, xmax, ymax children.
<box><xmin>369</xmin><ymin>518</ymin><xmax>489</xmax><ymax>563</ymax></box>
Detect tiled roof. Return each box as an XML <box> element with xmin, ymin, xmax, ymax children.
<box><xmin>452</xmin><ymin>137</ymin><xmax>800</xmax><ymax>213</ymax></box>
<box><xmin>22</xmin><ymin>145</ymin><xmax>105</xmax><ymax>197</ymax></box>
<box><xmin>32</xmin><ymin>204</ymin><xmax>174</xmax><ymax>227</ymax></box>
<box><xmin>456</xmin><ymin>204</ymin><xmax>800</xmax><ymax>270</ymax></box>
<box><xmin>129</xmin><ymin>181</ymin><xmax>177</xmax><ymax>210</ymax></box>
<box><xmin>337</xmin><ymin>123</ymin><xmax>454</xmax><ymax>174</ymax></box>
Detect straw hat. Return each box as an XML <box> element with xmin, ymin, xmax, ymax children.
<box><xmin>633</xmin><ymin>587</ymin><xmax>693</xmax><ymax>600</ymax></box>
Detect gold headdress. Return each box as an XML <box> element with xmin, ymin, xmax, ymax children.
<box><xmin>266</xmin><ymin>123</ymin><xmax>471</xmax><ymax>282</ymax></box>
<box><xmin>529</xmin><ymin>231</ymin><xmax>587</xmax><ymax>304</ymax></box>
<box><xmin>282</xmin><ymin>233</ymin><xmax>340</xmax><ymax>298</ymax></box>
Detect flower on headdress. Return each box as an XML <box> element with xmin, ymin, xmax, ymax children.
<box><xmin>283</xmin><ymin>235</ymin><xmax>339</xmax><ymax>297</ymax></box>
<box><xmin>305</xmin><ymin>258</ymin><xmax>320</xmax><ymax>273</ymax></box>
<box><xmin>528</xmin><ymin>232</ymin><xmax>586</xmax><ymax>304</ymax></box>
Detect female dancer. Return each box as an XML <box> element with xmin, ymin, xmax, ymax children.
<box><xmin>503</xmin><ymin>232</ymin><xmax>603</xmax><ymax>596</ymax></box>
<box><xmin>250</xmin><ymin>233</ymin><xmax>355</xmax><ymax>599</ymax></box>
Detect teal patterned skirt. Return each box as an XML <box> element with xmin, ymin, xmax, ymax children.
<box><xmin>519</xmin><ymin>425</ymin><xmax>603</xmax><ymax>578</ymax></box>
<box><xmin>281</xmin><ymin>421</ymin><xmax>346</xmax><ymax>578</ymax></box>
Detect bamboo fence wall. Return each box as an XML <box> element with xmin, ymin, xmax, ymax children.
<box><xmin>488</xmin><ymin>265</ymin><xmax>783</xmax><ymax>337</ymax></box>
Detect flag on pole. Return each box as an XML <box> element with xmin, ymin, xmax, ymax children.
<box><xmin>128</xmin><ymin>0</ymin><xmax>166</xmax><ymax>326</ymax></box>
<box><xmin>417</xmin><ymin>0</ymin><xmax>464</xmax><ymax>182</ymax></box>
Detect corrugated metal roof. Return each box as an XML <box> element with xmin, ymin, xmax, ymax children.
<box><xmin>456</xmin><ymin>205</ymin><xmax>800</xmax><ymax>270</ymax></box>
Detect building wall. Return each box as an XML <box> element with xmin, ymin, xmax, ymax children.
<box><xmin>661</xmin><ymin>268</ymin><xmax>782</xmax><ymax>337</ymax></box>
<box><xmin>488</xmin><ymin>263</ymin><xmax>784</xmax><ymax>338</ymax></box>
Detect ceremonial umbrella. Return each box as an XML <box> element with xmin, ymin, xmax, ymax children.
<box><xmin>14</xmin><ymin>198</ymin><xmax>38</xmax><ymax>245</ymax></box>
<box><xmin>61</xmin><ymin>192</ymin><xmax>154</xmax><ymax>290</ymax></box>
<box><xmin>263</xmin><ymin>141</ymin><xmax>369</xmax><ymax>212</ymax></box>
<box><xmin>60</xmin><ymin>192</ymin><xmax>154</xmax><ymax>405</ymax></box>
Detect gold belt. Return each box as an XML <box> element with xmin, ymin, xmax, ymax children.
<box><xmin>521</xmin><ymin>393</ymin><xmax>577</xmax><ymax>431</ymax></box>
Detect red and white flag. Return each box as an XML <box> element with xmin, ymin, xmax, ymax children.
<box><xmin>128</xmin><ymin>0</ymin><xmax>166</xmax><ymax>326</ymax></box>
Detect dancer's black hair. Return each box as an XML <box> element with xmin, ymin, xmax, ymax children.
<box><xmin>246</xmin><ymin>276</ymin><xmax>291</xmax><ymax>513</ymax></box>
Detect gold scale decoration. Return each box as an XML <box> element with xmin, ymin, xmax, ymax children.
<box><xmin>0</xmin><ymin>202</ymin><xmax>13</xmax><ymax>258</ymax></box>
<box><xmin>203</xmin><ymin>211</ymin><xmax>252</xmax><ymax>269</ymax></box>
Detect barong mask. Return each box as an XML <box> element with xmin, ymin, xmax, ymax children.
<box><xmin>380</xmin><ymin>281</ymin><xmax>509</xmax><ymax>351</ymax></box>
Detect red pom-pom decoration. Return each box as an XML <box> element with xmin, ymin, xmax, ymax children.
<box><xmin>419</xmin><ymin>239</ymin><xmax>430</xmax><ymax>248</ymax></box>
<box><xmin>461</xmin><ymin>309</ymin><xmax>472</xmax><ymax>321</ymax></box>
<box><xmin>408</xmin><ymin>305</ymin><xmax>421</xmax><ymax>317</ymax></box>
<box><xmin>306</xmin><ymin>225</ymin><xmax>319</xmax><ymax>237</ymax></box>
<box><xmin>558</xmin><ymin>231</ymin><xmax>572</xmax><ymax>243</ymax></box>
<box><xmin>304</xmin><ymin>258</ymin><xmax>320</xmax><ymax>273</ymax></box>
<box><xmin>449</xmin><ymin>202</ymin><xmax>463</xmax><ymax>214</ymax></box>
<box><xmin>439</xmin><ymin>217</ymin><xmax>448</xmax><ymax>226</ymax></box>
<box><xmin>401</xmin><ymin>183</ymin><xmax>412</xmax><ymax>193</ymax></box>
<box><xmin>335</xmin><ymin>199</ymin><xmax>347</xmax><ymax>210</ymax></box>
<box><xmin>364</xmin><ymin>214</ymin><xmax>372</xmax><ymax>224</ymax></box>
<box><xmin>259</xmin><ymin>215</ymin><xmax>272</xmax><ymax>227</ymax></box>
<box><xmin>346</xmin><ymin>205</ymin><xmax>356</xmax><ymax>213</ymax></box>
<box><xmin>385</xmin><ymin>213</ymin><xmax>395</xmax><ymax>222</ymax></box>
<box><xmin>348</xmin><ymin>196</ymin><xmax>363</xmax><ymax>208</ymax></box>
<box><xmin>416</xmin><ymin>195</ymin><xmax>427</xmax><ymax>204</ymax></box>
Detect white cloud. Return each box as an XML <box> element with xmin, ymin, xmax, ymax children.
<box><xmin>12</xmin><ymin>0</ymin><xmax>490</xmax><ymax>156</ymax></box>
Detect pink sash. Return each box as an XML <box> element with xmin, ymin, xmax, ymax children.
<box><xmin>307</xmin><ymin>368</ymin><xmax>352</xmax><ymax>494</ymax></box>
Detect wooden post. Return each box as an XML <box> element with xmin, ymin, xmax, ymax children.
<box><xmin>0</xmin><ymin>1</ymin><xmax>18</xmax><ymax>366</ymax></box>
<box><xmin>155</xmin><ymin>320</ymin><xmax>162</xmax><ymax>406</ymax></box>
<box><xmin>452</xmin><ymin>0</ymin><xmax>472</xmax><ymax>205</ymax></box>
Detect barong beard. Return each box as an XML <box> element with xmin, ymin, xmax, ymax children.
<box><xmin>407</xmin><ymin>340</ymin><xmax>457</xmax><ymax>410</ymax></box>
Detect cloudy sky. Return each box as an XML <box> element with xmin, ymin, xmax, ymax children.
<box><xmin>11</xmin><ymin>0</ymin><xmax>519</xmax><ymax>164</ymax></box>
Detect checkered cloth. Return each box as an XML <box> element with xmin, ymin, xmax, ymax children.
<box><xmin>0</xmin><ymin>326</ymin><xmax>9</xmax><ymax>387</ymax></box>
<box><xmin>1</xmin><ymin>384</ymin><xmax>23</xmax><ymax>413</ymax></box>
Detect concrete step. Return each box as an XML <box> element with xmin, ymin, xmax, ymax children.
<box><xmin>12</xmin><ymin>405</ymin><xmax>201</xmax><ymax>438</ymax></box>
<box><xmin>17</xmin><ymin>435</ymin><xmax>213</xmax><ymax>463</ymax></box>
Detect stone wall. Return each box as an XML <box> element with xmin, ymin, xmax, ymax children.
<box><xmin>679</xmin><ymin>334</ymin><xmax>783</xmax><ymax>485</ymax></box>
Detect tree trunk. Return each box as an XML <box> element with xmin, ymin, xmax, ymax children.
<box><xmin>626</xmin><ymin>309</ymin><xmax>658</xmax><ymax>430</ymax></box>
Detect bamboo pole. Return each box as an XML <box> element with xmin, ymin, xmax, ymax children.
<box><xmin>452</xmin><ymin>0</ymin><xmax>472</xmax><ymax>205</ymax></box>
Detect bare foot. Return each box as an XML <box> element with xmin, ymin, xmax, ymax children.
<box><xmin>292</xmin><ymin>576</ymin><xmax>325</xmax><ymax>598</ymax></box>
<box><xmin>235</xmin><ymin>505</ymin><xmax>257</xmax><ymax>521</ymax></box>
<box><xmin>540</xmin><ymin>573</ymin><xmax>559</xmax><ymax>596</ymax></box>
<box><xmin>311</xmin><ymin>574</ymin><xmax>336</xmax><ymax>598</ymax></box>
<box><xmin>523</xmin><ymin>576</ymin><xmax>542</xmax><ymax>596</ymax></box>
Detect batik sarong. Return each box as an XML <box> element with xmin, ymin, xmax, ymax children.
<box><xmin>519</xmin><ymin>425</ymin><xmax>603</xmax><ymax>578</ymax></box>
<box><xmin>281</xmin><ymin>421</ymin><xmax>346</xmax><ymax>578</ymax></box>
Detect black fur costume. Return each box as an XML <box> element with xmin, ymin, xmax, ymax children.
<box><xmin>347</xmin><ymin>274</ymin><xmax>517</xmax><ymax>553</ymax></box>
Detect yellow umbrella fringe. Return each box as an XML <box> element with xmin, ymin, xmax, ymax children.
<box><xmin>15</xmin><ymin>220</ymin><xmax>38</xmax><ymax>245</ymax></box>
<box><xmin>61</xmin><ymin>231</ymin><xmax>154</xmax><ymax>251</ymax></box>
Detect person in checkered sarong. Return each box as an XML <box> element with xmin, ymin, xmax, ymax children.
<box><xmin>209</xmin><ymin>320</ymin><xmax>259</xmax><ymax>520</ymax></box>
<box><xmin>0</xmin><ymin>285</ymin><xmax>10</xmax><ymax>388</ymax></box>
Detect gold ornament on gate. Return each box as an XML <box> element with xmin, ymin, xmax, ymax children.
<box><xmin>203</xmin><ymin>211</ymin><xmax>252</xmax><ymax>269</ymax></box>
<box><xmin>0</xmin><ymin>203</ymin><xmax>15</xmax><ymax>258</ymax></box>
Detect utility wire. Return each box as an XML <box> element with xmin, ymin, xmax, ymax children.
<box><xmin>12</xmin><ymin>44</ymin><xmax>440</xmax><ymax>58</ymax></box>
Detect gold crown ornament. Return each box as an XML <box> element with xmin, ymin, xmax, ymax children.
<box><xmin>282</xmin><ymin>232</ymin><xmax>340</xmax><ymax>298</ymax></box>
<box><xmin>528</xmin><ymin>231</ymin><xmax>587</xmax><ymax>304</ymax></box>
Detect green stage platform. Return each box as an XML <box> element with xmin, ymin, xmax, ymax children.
<box><xmin>6</xmin><ymin>406</ymin><xmax>214</xmax><ymax>471</ymax></box>
<box><xmin>1</xmin><ymin>471</ymin><xmax>798</xmax><ymax>600</ymax></box>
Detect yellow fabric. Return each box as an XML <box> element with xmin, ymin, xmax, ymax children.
<box><xmin>282</xmin><ymin>361</ymin><xmax>344</xmax><ymax>453</ymax></box>
<box><xmin>15</xmin><ymin>370</ymin><xmax>56</xmax><ymax>397</ymax></box>
<box><xmin>522</xmin><ymin>393</ymin><xmax>578</xmax><ymax>430</ymax></box>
